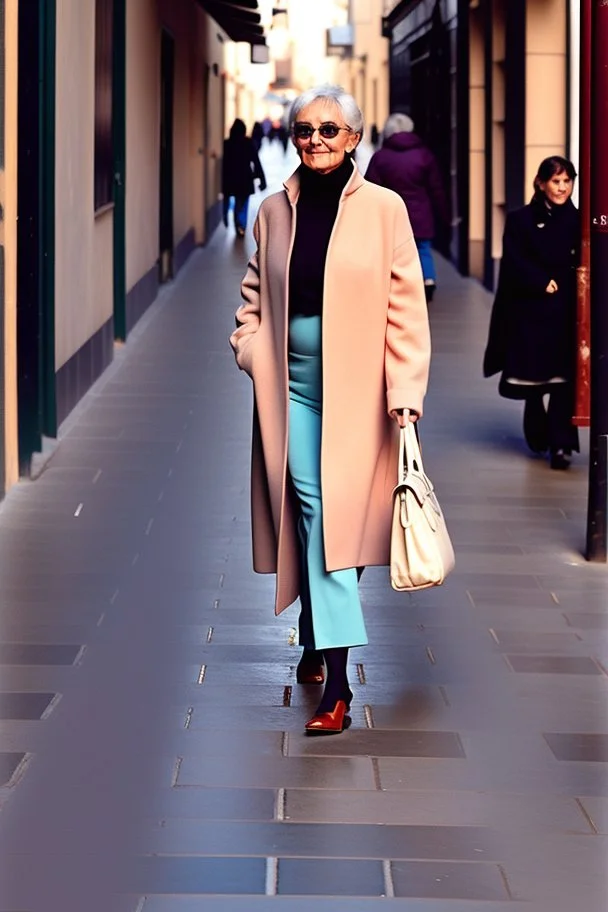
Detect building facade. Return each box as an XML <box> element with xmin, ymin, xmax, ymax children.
<box><xmin>335</xmin><ymin>0</ymin><xmax>391</xmax><ymax>143</ymax></box>
<box><xmin>383</xmin><ymin>0</ymin><xmax>573</xmax><ymax>287</ymax></box>
<box><xmin>0</xmin><ymin>0</ymin><xmax>262</xmax><ymax>496</ymax></box>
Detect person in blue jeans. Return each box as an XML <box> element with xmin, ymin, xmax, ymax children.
<box><xmin>222</xmin><ymin>119</ymin><xmax>267</xmax><ymax>238</ymax></box>
<box><xmin>366</xmin><ymin>113</ymin><xmax>449</xmax><ymax>302</ymax></box>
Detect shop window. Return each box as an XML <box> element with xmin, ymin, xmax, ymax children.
<box><xmin>94</xmin><ymin>0</ymin><xmax>113</xmax><ymax>210</ymax></box>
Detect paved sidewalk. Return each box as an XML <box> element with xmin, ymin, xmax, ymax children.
<box><xmin>0</xmin><ymin>143</ymin><xmax>607</xmax><ymax>911</ymax></box>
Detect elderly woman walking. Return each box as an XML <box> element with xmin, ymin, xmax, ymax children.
<box><xmin>230</xmin><ymin>85</ymin><xmax>431</xmax><ymax>734</ymax></box>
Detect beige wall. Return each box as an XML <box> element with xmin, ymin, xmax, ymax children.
<box><xmin>350</xmin><ymin>0</ymin><xmax>389</xmax><ymax>132</ymax></box>
<box><xmin>224</xmin><ymin>42</ymin><xmax>268</xmax><ymax>131</ymax></box>
<box><xmin>127</xmin><ymin>0</ymin><xmax>226</xmax><ymax>269</ymax></box>
<box><xmin>202</xmin><ymin>19</ymin><xmax>226</xmax><ymax>230</ymax></box>
<box><xmin>468</xmin><ymin>4</ymin><xmax>485</xmax><ymax>280</ymax></box>
<box><xmin>126</xmin><ymin>0</ymin><xmax>160</xmax><ymax>291</ymax></box>
<box><xmin>54</xmin><ymin>0</ymin><xmax>114</xmax><ymax>371</ymax></box>
<box><xmin>2</xmin><ymin>0</ymin><xmax>19</xmax><ymax>489</ymax></box>
<box><xmin>158</xmin><ymin>0</ymin><xmax>198</xmax><ymax>249</ymax></box>
<box><xmin>525</xmin><ymin>0</ymin><xmax>567</xmax><ymax>195</ymax></box>
<box><xmin>491</xmin><ymin>0</ymin><xmax>506</xmax><ymax>260</ymax></box>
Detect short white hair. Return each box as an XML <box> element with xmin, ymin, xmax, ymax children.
<box><xmin>383</xmin><ymin>112</ymin><xmax>414</xmax><ymax>139</ymax></box>
<box><xmin>289</xmin><ymin>84</ymin><xmax>364</xmax><ymax>138</ymax></box>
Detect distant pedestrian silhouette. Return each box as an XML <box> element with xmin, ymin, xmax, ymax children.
<box><xmin>222</xmin><ymin>119</ymin><xmax>267</xmax><ymax>238</ymax></box>
<box><xmin>251</xmin><ymin>121</ymin><xmax>264</xmax><ymax>153</ymax></box>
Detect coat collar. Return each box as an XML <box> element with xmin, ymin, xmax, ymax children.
<box><xmin>283</xmin><ymin>157</ymin><xmax>364</xmax><ymax>204</ymax></box>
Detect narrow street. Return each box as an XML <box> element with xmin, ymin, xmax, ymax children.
<box><xmin>0</xmin><ymin>144</ymin><xmax>606</xmax><ymax>911</ymax></box>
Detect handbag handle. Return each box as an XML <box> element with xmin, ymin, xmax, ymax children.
<box><xmin>399</xmin><ymin>422</ymin><xmax>425</xmax><ymax>484</ymax></box>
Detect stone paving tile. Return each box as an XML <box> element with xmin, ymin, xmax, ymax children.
<box><xmin>0</xmin><ymin>692</ymin><xmax>56</xmax><ymax>720</ymax></box>
<box><xmin>543</xmin><ymin>733</ymin><xmax>608</xmax><ymax>762</ymax></box>
<box><xmin>287</xmin><ymin>729</ymin><xmax>465</xmax><ymax>758</ymax></box>
<box><xmin>391</xmin><ymin>860</ymin><xmax>510</xmax><ymax>900</ymax></box>
<box><xmin>134</xmin><ymin>856</ymin><xmax>267</xmax><ymax>894</ymax></box>
<box><xmin>565</xmin><ymin>612</ymin><xmax>608</xmax><ymax>629</ymax></box>
<box><xmin>495</xmin><ymin>832</ymin><xmax>608</xmax><ymax>908</ymax></box>
<box><xmin>275</xmin><ymin>858</ymin><xmax>384</xmax><ymax>896</ymax></box>
<box><xmin>468</xmin><ymin>606</ymin><xmax>573</xmax><ymax>630</ymax></box>
<box><xmin>0</xmin><ymin>752</ymin><xmax>27</xmax><ymax>787</ymax></box>
<box><xmin>176</xmin><ymin>755</ymin><xmax>375</xmax><ymax>790</ymax></box>
<box><xmin>140</xmin><ymin>901</ymin><xmax>530</xmax><ymax>912</ymax></box>
<box><xmin>178</xmin><ymin>729</ymin><xmax>284</xmax><ymax>757</ymax></box>
<box><xmin>577</xmin><ymin>796</ymin><xmax>608</xmax><ymax>834</ymax></box>
<box><xmin>466</xmin><ymin>588</ymin><xmax>557</xmax><ymax>607</ymax></box>
<box><xmin>143</xmin><ymin>819</ymin><xmax>501</xmax><ymax>861</ymax></box>
<box><xmin>0</xmin><ymin>644</ymin><xmax>83</xmax><ymax>666</ymax></box>
<box><xmin>149</xmin><ymin>787</ymin><xmax>276</xmax><ymax>821</ymax></box>
<box><xmin>283</xmin><ymin>788</ymin><xmax>592</xmax><ymax>831</ymax></box>
<box><xmin>504</xmin><ymin>655</ymin><xmax>603</xmax><ymax>675</ymax></box>
<box><xmin>488</xmin><ymin>630</ymin><xmax>584</xmax><ymax>652</ymax></box>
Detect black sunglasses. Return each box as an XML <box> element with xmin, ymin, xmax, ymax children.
<box><xmin>292</xmin><ymin>122</ymin><xmax>352</xmax><ymax>141</ymax></box>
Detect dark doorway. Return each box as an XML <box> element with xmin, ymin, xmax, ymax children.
<box><xmin>159</xmin><ymin>29</ymin><xmax>174</xmax><ymax>283</ymax></box>
<box><xmin>16</xmin><ymin>0</ymin><xmax>56</xmax><ymax>474</ymax></box>
<box><xmin>203</xmin><ymin>63</ymin><xmax>210</xmax><ymax>241</ymax></box>
<box><xmin>113</xmin><ymin>0</ymin><xmax>127</xmax><ymax>339</ymax></box>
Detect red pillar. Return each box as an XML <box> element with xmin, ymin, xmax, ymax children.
<box><xmin>574</xmin><ymin>0</ymin><xmax>591</xmax><ymax>426</ymax></box>
<box><xmin>585</xmin><ymin>0</ymin><xmax>608</xmax><ymax>561</ymax></box>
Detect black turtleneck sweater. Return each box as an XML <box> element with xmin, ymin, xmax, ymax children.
<box><xmin>288</xmin><ymin>156</ymin><xmax>353</xmax><ymax>318</ymax></box>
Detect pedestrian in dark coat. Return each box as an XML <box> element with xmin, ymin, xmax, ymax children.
<box><xmin>222</xmin><ymin>119</ymin><xmax>267</xmax><ymax>238</ymax></box>
<box><xmin>251</xmin><ymin>121</ymin><xmax>264</xmax><ymax>152</ymax></box>
<box><xmin>483</xmin><ymin>156</ymin><xmax>580</xmax><ymax>470</ymax></box>
<box><xmin>365</xmin><ymin>113</ymin><xmax>449</xmax><ymax>302</ymax></box>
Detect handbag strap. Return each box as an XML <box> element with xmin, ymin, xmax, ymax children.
<box><xmin>399</xmin><ymin>422</ymin><xmax>426</xmax><ymax>482</ymax></box>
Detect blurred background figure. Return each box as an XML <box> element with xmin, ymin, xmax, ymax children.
<box><xmin>222</xmin><ymin>118</ymin><xmax>267</xmax><ymax>238</ymax></box>
<box><xmin>251</xmin><ymin>121</ymin><xmax>264</xmax><ymax>153</ymax></box>
<box><xmin>262</xmin><ymin>116</ymin><xmax>273</xmax><ymax>142</ymax></box>
<box><xmin>277</xmin><ymin>122</ymin><xmax>290</xmax><ymax>153</ymax></box>
<box><xmin>365</xmin><ymin>113</ymin><xmax>449</xmax><ymax>303</ymax></box>
<box><xmin>483</xmin><ymin>156</ymin><xmax>580</xmax><ymax>470</ymax></box>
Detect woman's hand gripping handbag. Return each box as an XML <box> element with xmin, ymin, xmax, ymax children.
<box><xmin>390</xmin><ymin>423</ymin><xmax>455</xmax><ymax>591</ymax></box>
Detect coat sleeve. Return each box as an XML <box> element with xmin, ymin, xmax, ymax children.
<box><xmin>385</xmin><ymin>202</ymin><xmax>431</xmax><ymax>418</ymax></box>
<box><xmin>482</xmin><ymin>268</ymin><xmax>509</xmax><ymax>377</ymax></box>
<box><xmin>229</xmin><ymin>217</ymin><xmax>261</xmax><ymax>375</ymax></box>
<box><xmin>502</xmin><ymin>211</ymin><xmax>552</xmax><ymax>295</ymax></box>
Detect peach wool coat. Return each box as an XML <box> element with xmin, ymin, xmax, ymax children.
<box><xmin>229</xmin><ymin>161</ymin><xmax>431</xmax><ymax>614</ymax></box>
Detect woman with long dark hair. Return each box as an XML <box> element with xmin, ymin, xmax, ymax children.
<box><xmin>484</xmin><ymin>156</ymin><xmax>580</xmax><ymax>469</ymax></box>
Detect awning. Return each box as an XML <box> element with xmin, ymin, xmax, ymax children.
<box><xmin>197</xmin><ymin>0</ymin><xmax>266</xmax><ymax>45</ymax></box>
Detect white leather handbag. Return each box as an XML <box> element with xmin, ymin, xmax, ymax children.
<box><xmin>390</xmin><ymin>423</ymin><xmax>455</xmax><ymax>591</ymax></box>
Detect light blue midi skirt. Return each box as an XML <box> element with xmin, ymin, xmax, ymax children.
<box><xmin>287</xmin><ymin>314</ymin><xmax>368</xmax><ymax>651</ymax></box>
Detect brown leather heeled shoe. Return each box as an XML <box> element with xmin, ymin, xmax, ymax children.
<box><xmin>296</xmin><ymin>653</ymin><xmax>325</xmax><ymax>685</ymax></box>
<box><xmin>305</xmin><ymin>699</ymin><xmax>351</xmax><ymax>735</ymax></box>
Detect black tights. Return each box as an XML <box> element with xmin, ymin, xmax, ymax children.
<box><xmin>316</xmin><ymin>647</ymin><xmax>352</xmax><ymax>713</ymax></box>
<box><xmin>524</xmin><ymin>386</ymin><xmax>579</xmax><ymax>454</ymax></box>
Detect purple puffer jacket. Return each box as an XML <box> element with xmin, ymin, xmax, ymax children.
<box><xmin>365</xmin><ymin>132</ymin><xmax>449</xmax><ymax>239</ymax></box>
